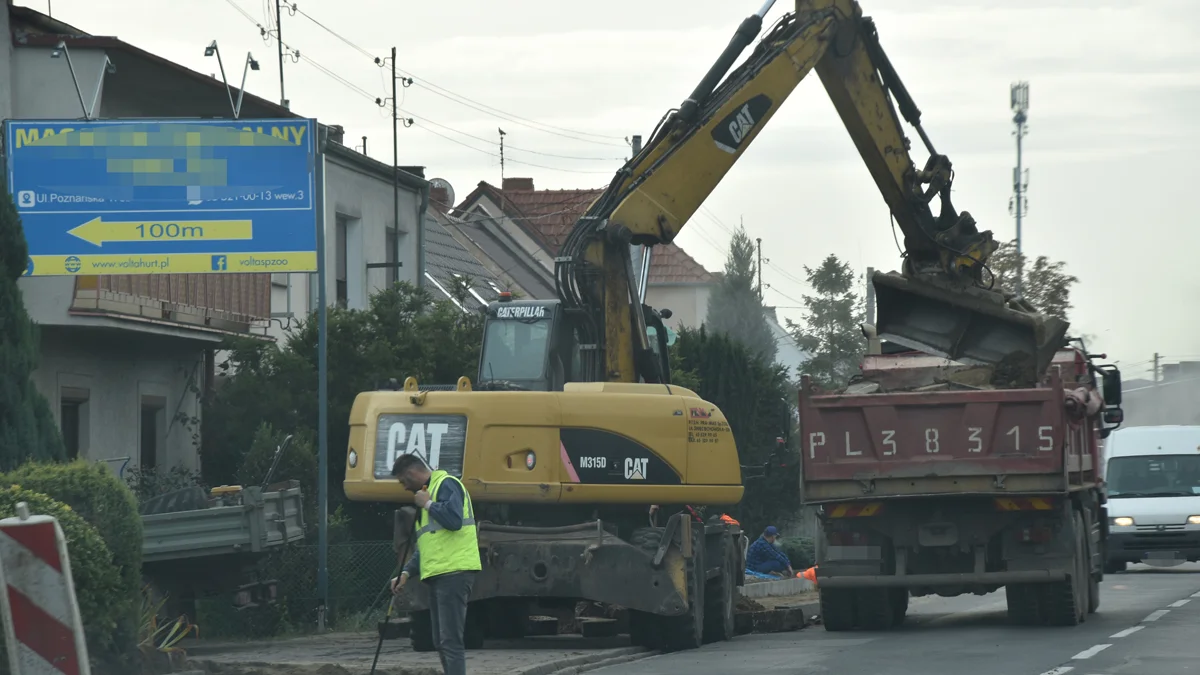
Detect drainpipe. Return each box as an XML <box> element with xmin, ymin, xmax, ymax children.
<box><xmin>416</xmin><ymin>180</ymin><xmax>429</xmax><ymax>288</ymax></box>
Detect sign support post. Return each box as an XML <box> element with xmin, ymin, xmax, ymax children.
<box><xmin>315</xmin><ymin>130</ymin><xmax>330</xmax><ymax>632</ymax></box>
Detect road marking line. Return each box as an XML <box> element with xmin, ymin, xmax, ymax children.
<box><xmin>1193</xmin><ymin>590</ymin><xmax>1200</xmax><ymax>598</ymax></box>
<box><xmin>1072</xmin><ymin>644</ymin><xmax>1112</xmax><ymax>660</ymax></box>
<box><xmin>1169</xmin><ymin>599</ymin><xmax>1191</xmax><ymax>608</ymax></box>
<box><xmin>1038</xmin><ymin>667</ymin><xmax>1073</xmax><ymax>675</ymax></box>
<box><xmin>1143</xmin><ymin>609</ymin><xmax>1169</xmax><ymax>622</ymax></box>
<box><xmin>1110</xmin><ymin>625</ymin><xmax>1145</xmax><ymax>638</ymax></box>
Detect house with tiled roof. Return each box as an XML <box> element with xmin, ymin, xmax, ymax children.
<box><xmin>443</xmin><ymin>177</ymin><xmax>716</xmax><ymax>330</ymax></box>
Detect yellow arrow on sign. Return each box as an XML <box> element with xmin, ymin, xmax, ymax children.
<box><xmin>67</xmin><ymin>217</ymin><xmax>254</xmax><ymax>246</ymax></box>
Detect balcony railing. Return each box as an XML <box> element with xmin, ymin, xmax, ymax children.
<box><xmin>71</xmin><ymin>273</ymin><xmax>271</xmax><ymax>334</ymax></box>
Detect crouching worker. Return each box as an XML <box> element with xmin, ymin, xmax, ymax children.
<box><xmin>389</xmin><ymin>455</ymin><xmax>481</xmax><ymax>675</ymax></box>
<box><xmin>746</xmin><ymin>525</ymin><xmax>794</xmax><ymax>578</ymax></box>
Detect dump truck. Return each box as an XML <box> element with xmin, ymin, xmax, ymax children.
<box><xmin>802</xmin><ymin>341</ymin><xmax>1124</xmax><ymax>629</ymax></box>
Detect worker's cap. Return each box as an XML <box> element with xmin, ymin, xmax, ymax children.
<box><xmin>764</xmin><ymin>526</ymin><xmax>779</xmax><ymax>536</ymax></box>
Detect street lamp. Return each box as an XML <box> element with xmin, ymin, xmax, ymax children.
<box><xmin>204</xmin><ymin>40</ymin><xmax>260</xmax><ymax>119</ymax></box>
<box><xmin>50</xmin><ymin>40</ymin><xmax>116</xmax><ymax>120</ymax></box>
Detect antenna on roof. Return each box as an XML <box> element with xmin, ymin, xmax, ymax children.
<box><xmin>498</xmin><ymin>128</ymin><xmax>507</xmax><ymax>182</ymax></box>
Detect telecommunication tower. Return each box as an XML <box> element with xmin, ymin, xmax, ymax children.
<box><xmin>1008</xmin><ymin>81</ymin><xmax>1030</xmax><ymax>296</ymax></box>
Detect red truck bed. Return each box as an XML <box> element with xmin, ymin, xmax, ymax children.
<box><xmin>800</xmin><ymin>367</ymin><xmax>1100</xmax><ymax>503</ymax></box>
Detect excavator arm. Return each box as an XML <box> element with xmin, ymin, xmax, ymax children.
<box><xmin>551</xmin><ymin>0</ymin><xmax>1066</xmax><ymax>387</ymax></box>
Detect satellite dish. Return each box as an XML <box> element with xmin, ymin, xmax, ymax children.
<box><xmin>429</xmin><ymin>177</ymin><xmax>455</xmax><ymax>207</ymax></box>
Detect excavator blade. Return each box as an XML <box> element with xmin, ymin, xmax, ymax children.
<box><xmin>871</xmin><ymin>271</ymin><xmax>1069</xmax><ymax>379</ymax></box>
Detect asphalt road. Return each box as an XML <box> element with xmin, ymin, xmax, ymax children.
<box><xmin>595</xmin><ymin>563</ymin><xmax>1200</xmax><ymax>675</ymax></box>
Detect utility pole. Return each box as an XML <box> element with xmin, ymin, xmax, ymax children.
<box><xmin>391</xmin><ymin>46</ymin><xmax>399</xmax><ymax>287</ymax></box>
<box><xmin>1009</xmin><ymin>81</ymin><xmax>1030</xmax><ymax>296</ymax></box>
<box><xmin>276</xmin><ymin>0</ymin><xmax>286</xmax><ymax>107</ymax></box>
<box><xmin>499</xmin><ymin>129</ymin><xmax>507</xmax><ymax>182</ymax></box>
<box><xmin>755</xmin><ymin>236</ymin><xmax>764</xmax><ymax>300</ymax></box>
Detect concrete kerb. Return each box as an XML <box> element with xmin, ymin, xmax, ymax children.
<box><xmin>738</xmin><ymin>577</ymin><xmax>815</xmax><ymax>599</ymax></box>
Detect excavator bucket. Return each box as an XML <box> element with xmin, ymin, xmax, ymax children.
<box><xmin>871</xmin><ymin>271</ymin><xmax>1069</xmax><ymax>379</ymax></box>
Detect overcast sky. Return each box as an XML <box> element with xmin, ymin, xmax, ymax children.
<box><xmin>30</xmin><ymin>0</ymin><xmax>1200</xmax><ymax>377</ymax></box>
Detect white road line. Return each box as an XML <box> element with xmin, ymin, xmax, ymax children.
<box><xmin>1192</xmin><ymin>590</ymin><xmax>1200</xmax><ymax>598</ymax></box>
<box><xmin>1169</xmin><ymin>599</ymin><xmax>1191</xmax><ymax>608</ymax></box>
<box><xmin>1143</xmin><ymin>609</ymin><xmax>1170</xmax><ymax>622</ymax></box>
<box><xmin>1038</xmin><ymin>667</ymin><xmax>1074</xmax><ymax>675</ymax></box>
<box><xmin>1072</xmin><ymin>644</ymin><xmax>1112</xmax><ymax>660</ymax></box>
<box><xmin>1110</xmin><ymin>625</ymin><xmax>1145</xmax><ymax>638</ymax></box>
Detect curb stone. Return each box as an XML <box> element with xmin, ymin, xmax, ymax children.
<box><xmin>508</xmin><ymin>647</ymin><xmax>652</xmax><ymax>675</ymax></box>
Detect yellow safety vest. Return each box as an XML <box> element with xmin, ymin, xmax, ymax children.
<box><xmin>414</xmin><ymin>470</ymin><xmax>481</xmax><ymax>580</ymax></box>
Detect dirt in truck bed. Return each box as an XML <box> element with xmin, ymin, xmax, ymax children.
<box><xmin>839</xmin><ymin>352</ymin><xmax>1040</xmax><ymax>395</ymax></box>
<box><xmin>989</xmin><ymin>351</ymin><xmax>1038</xmax><ymax>389</ymax></box>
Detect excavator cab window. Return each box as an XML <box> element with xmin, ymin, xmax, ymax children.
<box><xmin>477</xmin><ymin>300</ymin><xmax>568</xmax><ymax>391</ymax></box>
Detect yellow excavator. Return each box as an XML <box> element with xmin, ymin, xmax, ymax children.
<box><xmin>344</xmin><ymin>0</ymin><xmax>1068</xmax><ymax>652</ymax></box>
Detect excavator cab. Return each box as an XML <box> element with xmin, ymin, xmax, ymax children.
<box><xmin>477</xmin><ymin>294</ymin><xmax>675</xmax><ymax>391</ymax></box>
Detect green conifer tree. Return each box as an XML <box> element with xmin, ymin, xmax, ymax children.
<box><xmin>0</xmin><ymin>190</ymin><xmax>65</xmax><ymax>470</ymax></box>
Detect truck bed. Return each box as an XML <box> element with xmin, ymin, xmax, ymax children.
<box><xmin>800</xmin><ymin>372</ymin><xmax>1099</xmax><ymax>502</ymax></box>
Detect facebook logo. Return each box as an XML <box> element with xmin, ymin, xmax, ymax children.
<box><xmin>211</xmin><ymin>255</ymin><xmax>228</xmax><ymax>271</ymax></box>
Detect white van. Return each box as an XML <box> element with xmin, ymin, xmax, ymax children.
<box><xmin>1104</xmin><ymin>425</ymin><xmax>1200</xmax><ymax>572</ymax></box>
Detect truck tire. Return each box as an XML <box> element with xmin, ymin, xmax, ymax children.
<box><xmin>702</xmin><ymin>539</ymin><xmax>736</xmax><ymax>643</ymax></box>
<box><xmin>409</xmin><ymin>610</ymin><xmax>436</xmax><ymax>652</ymax></box>
<box><xmin>1006</xmin><ymin>583</ymin><xmax>1042</xmax><ymax>625</ymax></box>
<box><xmin>1041</xmin><ymin>510</ymin><xmax>1086</xmax><ymax>626</ymax></box>
<box><xmin>464</xmin><ymin>610</ymin><xmax>485</xmax><ymax>650</ymax></box>
<box><xmin>820</xmin><ymin>588</ymin><xmax>856</xmax><ymax>631</ymax></box>
<box><xmin>1104</xmin><ymin>560</ymin><xmax>1126</xmax><ymax>575</ymax></box>
<box><xmin>855</xmin><ymin>589</ymin><xmax>894</xmax><ymax>631</ymax></box>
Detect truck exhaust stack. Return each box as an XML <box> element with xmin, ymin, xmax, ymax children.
<box><xmin>871</xmin><ymin>270</ymin><xmax>1069</xmax><ymax>379</ymax></box>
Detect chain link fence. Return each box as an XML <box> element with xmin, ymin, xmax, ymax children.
<box><xmin>195</xmin><ymin>540</ymin><xmax>400</xmax><ymax>638</ymax></box>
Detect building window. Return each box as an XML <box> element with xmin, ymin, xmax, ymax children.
<box><xmin>385</xmin><ymin>228</ymin><xmax>398</xmax><ymax>287</ymax></box>
<box><xmin>335</xmin><ymin>215</ymin><xmax>349</xmax><ymax>306</ymax></box>
<box><xmin>140</xmin><ymin>397</ymin><xmax>166</xmax><ymax>470</ymax></box>
<box><xmin>60</xmin><ymin>387</ymin><xmax>90</xmax><ymax>460</ymax></box>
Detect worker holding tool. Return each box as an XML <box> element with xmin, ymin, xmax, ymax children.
<box><xmin>390</xmin><ymin>454</ymin><xmax>481</xmax><ymax>675</ymax></box>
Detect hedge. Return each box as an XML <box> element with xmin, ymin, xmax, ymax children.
<box><xmin>3</xmin><ymin>461</ymin><xmax>143</xmax><ymax>622</ymax></box>
<box><xmin>0</xmin><ymin>486</ymin><xmax>124</xmax><ymax>650</ymax></box>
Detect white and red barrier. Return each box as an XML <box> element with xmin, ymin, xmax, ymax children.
<box><xmin>0</xmin><ymin>502</ymin><xmax>91</xmax><ymax>675</ymax></box>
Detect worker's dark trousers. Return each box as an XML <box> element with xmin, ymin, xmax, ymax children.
<box><xmin>427</xmin><ymin>571</ymin><xmax>477</xmax><ymax>675</ymax></box>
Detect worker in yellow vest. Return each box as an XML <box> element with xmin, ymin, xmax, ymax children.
<box><xmin>390</xmin><ymin>454</ymin><xmax>481</xmax><ymax>675</ymax></box>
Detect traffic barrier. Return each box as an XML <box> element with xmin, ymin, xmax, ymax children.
<box><xmin>0</xmin><ymin>501</ymin><xmax>91</xmax><ymax>675</ymax></box>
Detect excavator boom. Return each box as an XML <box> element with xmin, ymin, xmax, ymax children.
<box><xmin>554</xmin><ymin>0</ymin><xmax>1067</xmax><ymax>385</ymax></box>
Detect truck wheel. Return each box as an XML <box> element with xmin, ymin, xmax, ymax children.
<box><xmin>1104</xmin><ymin>560</ymin><xmax>1126</xmax><ymax>575</ymax></box>
<box><xmin>1005</xmin><ymin>584</ymin><xmax>1042</xmax><ymax>625</ymax></box>
<box><xmin>409</xmin><ymin>610</ymin><xmax>436</xmax><ymax>652</ymax></box>
<box><xmin>628</xmin><ymin>610</ymin><xmax>659</xmax><ymax>648</ymax></box>
<box><xmin>702</xmin><ymin>541</ymin><xmax>736</xmax><ymax>643</ymax></box>
<box><xmin>1041</xmin><ymin>511</ymin><xmax>1086</xmax><ymax>626</ymax></box>
<box><xmin>855</xmin><ymin>589</ymin><xmax>895</xmax><ymax>631</ymax></box>
<box><xmin>890</xmin><ymin>588</ymin><xmax>909</xmax><ymax>626</ymax></box>
<box><xmin>820</xmin><ymin>588</ymin><xmax>856</xmax><ymax>631</ymax></box>
<box><xmin>464</xmin><ymin>609</ymin><xmax>486</xmax><ymax>650</ymax></box>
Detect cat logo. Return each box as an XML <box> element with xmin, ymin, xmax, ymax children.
<box><xmin>689</xmin><ymin>407</ymin><xmax>712</xmax><ymax>419</ymax></box>
<box><xmin>624</xmin><ymin>457</ymin><xmax>649</xmax><ymax>481</ymax></box>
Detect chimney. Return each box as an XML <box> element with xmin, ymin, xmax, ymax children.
<box><xmin>502</xmin><ymin>177</ymin><xmax>535</xmax><ymax>191</ymax></box>
<box><xmin>327</xmin><ymin>124</ymin><xmax>345</xmax><ymax>145</ymax></box>
<box><xmin>430</xmin><ymin>186</ymin><xmax>450</xmax><ymax>207</ymax></box>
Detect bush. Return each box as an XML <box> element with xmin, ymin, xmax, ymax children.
<box><xmin>3</xmin><ymin>461</ymin><xmax>143</xmax><ymax>614</ymax></box>
<box><xmin>237</xmin><ymin>422</ymin><xmax>318</xmax><ymax>498</ymax></box>
<box><xmin>779</xmin><ymin>536</ymin><xmax>815</xmax><ymax>571</ymax></box>
<box><xmin>124</xmin><ymin>464</ymin><xmax>206</xmax><ymax>506</ymax></box>
<box><xmin>0</xmin><ymin>486</ymin><xmax>124</xmax><ymax>651</ymax></box>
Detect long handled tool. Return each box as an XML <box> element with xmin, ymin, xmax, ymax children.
<box><xmin>369</xmin><ymin>505</ymin><xmax>420</xmax><ymax>675</ymax></box>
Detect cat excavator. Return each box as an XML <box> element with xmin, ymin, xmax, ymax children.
<box><xmin>344</xmin><ymin>0</ymin><xmax>1069</xmax><ymax>652</ymax></box>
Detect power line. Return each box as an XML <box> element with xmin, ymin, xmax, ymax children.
<box><xmin>221</xmin><ymin>0</ymin><xmax>615</xmax><ymax>175</ymax></box>
<box><xmin>281</xmin><ymin>1</ymin><xmax>630</xmax><ymax>147</ymax></box>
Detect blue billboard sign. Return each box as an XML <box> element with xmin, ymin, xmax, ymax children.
<box><xmin>5</xmin><ymin>118</ymin><xmax>318</xmax><ymax>276</ymax></box>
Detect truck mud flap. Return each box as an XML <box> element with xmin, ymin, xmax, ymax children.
<box><xmin>818</xmin><ymin>570</ymin><xmax>1067</xmax><ymax>588</ymax></box>
<box><xmin>872</xmin><ymin>271</ymin><xmax>1069</xmax><ymax>377</ymax></box>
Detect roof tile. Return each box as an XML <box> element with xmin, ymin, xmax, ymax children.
<box><xmin>458</xmin><ymin>181</ymin><xmax>713</xmax><ymax>285</ymax></box>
